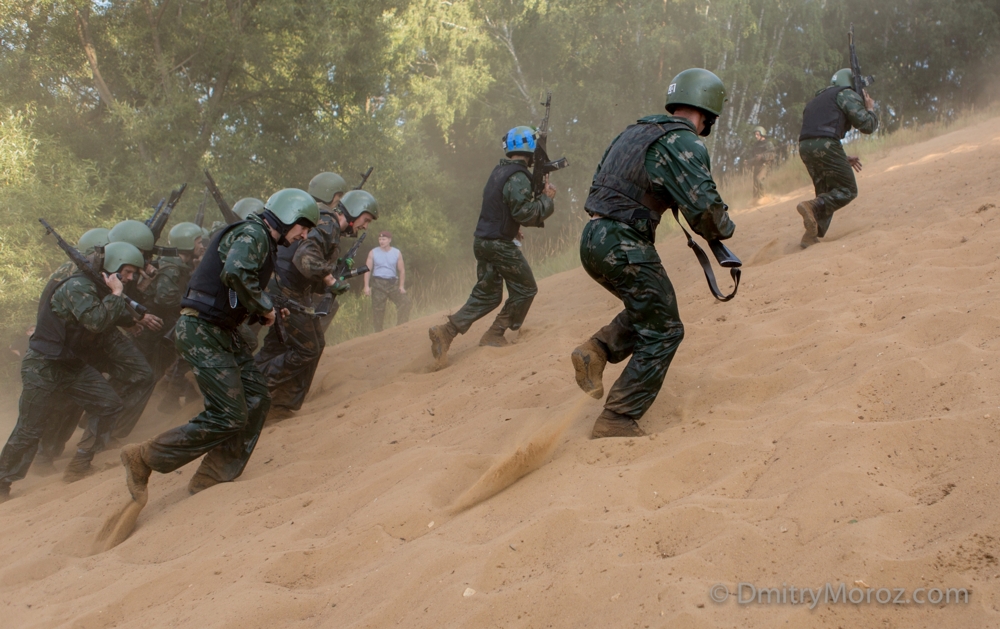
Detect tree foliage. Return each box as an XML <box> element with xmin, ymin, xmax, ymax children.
<box><xmin>1</xmin><ymin>0</ymin><xmax>998</xmax><ymax>346</ymax></box>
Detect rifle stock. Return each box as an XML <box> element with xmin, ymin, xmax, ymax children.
<box><xmin>356</xmin><ymin>167</ymin><xmax>374</xmax><ymax>190</ymax></box>
<box><xmin>848</xmin><ymin>24</ymin><xmax>875</xmax><ymax>96</ymax></box>
<box><xmin>204</xmin><ymin>169</ymin><xmax>241</xmax><ymax>225</ymax></box>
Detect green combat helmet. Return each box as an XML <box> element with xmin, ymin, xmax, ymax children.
<box><xmin>264</xmin><ymin>188</ymin><xmax>320</xmax><ymax>228</ymax></box>
<box><xmin>102</xmin><ymin>242</ymin><xmax>145</xmax><ymax>274</ymax></box>
<box><xmin>168</xmin><ymin>222</ymin><xmax>204</xmax><ymax>252</ymax></box>
<box><xmin>341</xmin><ymin>190</ymin><xmax>379</xmax><ymax>221</ymax></box>
<box><xmin>831</xmin><ymin>68</ymin><xmax>853</xmax><ymax>88</ymax></box>
<box><xmin>77</xmin><ymin>228</ymin><xmax>110</xmax><ymax>253</ymax></box>
<box><xmin>308</xmin><ymin>172</ymin><xmax>349</xmax><ymax>205</ymax></box>
<box><xmin>665</xmin><ymin>68</ymin><xmax>727</xmax><ymax>137</ymax></box>
<box><xmin>109</xmin><ymin>220</ymin><xmax>155</xmax><ymax>255</ymax></box>
<box><xmin>232</xmin><ymin>197</ymin><xmax>265</xmax><ymax>220</ymax></box>
<box><xmin>753</xmin><ymin>125</ymin><xmax>767</xmax><ymax>137</ymax></box>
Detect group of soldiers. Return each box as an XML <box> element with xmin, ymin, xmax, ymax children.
<box><xmin>0</xmin><ymin>176</ymin><xmax>380</xmax><ymax>504</ymax></box>
<box><xmin>1</xmin><ymin>64</ymin><xmax>877</xmax><ymax>522</ymax></box>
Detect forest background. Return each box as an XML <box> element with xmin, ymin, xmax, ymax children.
<box><xmin>1</xmin><ymin>0</ymin><xmax>999</xmax><ymax>362</ymax></box>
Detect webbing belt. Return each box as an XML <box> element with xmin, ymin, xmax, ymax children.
<box><xmin>671</xmin><ymin>208</ymin><xmax>741</xmax><ymax>302</ymax></box>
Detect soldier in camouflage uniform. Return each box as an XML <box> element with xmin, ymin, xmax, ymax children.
<box><xmin>571</xmin><ymin>68</ymin><xmax>736</xmax><ymax>438</ymax></box>
<box><xmin>796</xmin><ymin>68</ymin><xmax>878</xmax><ymax>247</ymax></box>
<box><xmin>119</xmin><ymin>189</ymin><xmax>318</xmax><ymax>508</ymax></box>
<box><xmin>255</xmin><ymin>177</ymin><xmax>375</xmax><ymax>417</ymax></box>
<box><xmin>134</xmin><ymin>222</ymin><xmax>204</xmax><ymax>382</ymax></box>
<box><xmin>748</xmin><ymin>126</ymin><xmax>776</xmax><ymax>202</ymax></box>
<box><xmin>0</xmin><ymin>242</ymin><xmax>147</xmax><ymax>502</ymax></box>
<box><xmin>428</xmin><ymin>125</ymin><xmax>557</xmax><ymax>366</ymax></box>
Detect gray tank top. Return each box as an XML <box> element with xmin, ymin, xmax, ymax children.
<box><xmin>371</xmin><ymin>247</ymin><xmax>401</xmax><ymax>279</ymax></box>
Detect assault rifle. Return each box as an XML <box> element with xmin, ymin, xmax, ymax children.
<box><xmin>194</xmin><ymin>186</ymin><xmax>210</xmax><ymax>228</ymax></box>
<box><xmin>39</xmin><ymin>219</ymin><xmax>148</xmax><ymax>320</ymax></box>
<box><xmin>149</xmin><ymin>183</ymin><xmax>187</xmax><ymax>255</ymax></box>
<box><xmin>531</xmin><ymin>91</ymin><xmax>569</xmax><ymax>198</ymax></box>
<box><xmin>356</xmin><ymin>166</ymin><xmax>374</xmax><ymax>190</ymax></box>
<box><xmin>204</xmin><ymin>169</ymin><xmax>241</xmax><ymax>225</ymax></box>
<box><xmin>314</xmin><ymin>232</ymin><xmax>370</xmax><ymax>317</ymax></box>
<box><xmin>848</xmin><ymin>24</ymin><xmax>875</xmax><ymax>97</ymax></box>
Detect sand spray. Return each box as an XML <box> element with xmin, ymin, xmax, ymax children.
<box><xmin>450</xmin><ymin>396</ymin><xmax>589</xmax><ymax>513</ymax></box>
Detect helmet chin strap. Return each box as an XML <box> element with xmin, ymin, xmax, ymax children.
<box><xmin>262</xmin><ymin>211</ymin><xmax>294</xmax><ymax>246</ymax></box>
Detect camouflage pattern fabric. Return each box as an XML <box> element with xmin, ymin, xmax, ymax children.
<box><xmin>799</xmin><ymin>88</ymin><xmax>879</xmax><ymax>236</ymax></box>
<box><xmin>0</xmin><ymin>275</ymin><xmax>137</xmax><ymax>489</ymax></box>
<box><xmin>580</xmin><ymin>218</ymin><xmax>684</xmax><ymax>420</ymax></box>
<box><xmin>142</xmin><ymin>314</ymin><xmax>270</xmax><ymax>481</ymax></box>
<box><xmin>371</xmin><ymin>276</ymin><xmax>411</xmax><ymax>332</ymax></box>
<box><xmin>293</xmin><ymin>208</ymin><xmax>341</xmax><ymax>289</ymax></box>
<box><xmin>0</xmin><ymin>351</ymin><xmax>125</xmax><ymax>488</ymax></box>
<box><xmin>449</xmin><ymin>238</ymin><xmax>538</xmax><ymax>334</ymax></box>
<box><xmin>37</xmin><ymin>395</ymin><xmax>83</xmax><ymax>462</ymax></box>
<box><xmin>580</xmin><ymin>115</ymin><xmax>734</xmax><ymax>422</ymax></box>
<box><xmin>254</xmin><ymin>279</ymin><xmax>324</xmax><ymax>411</ymax></box>
<box><xmin>497</xmin><ymin>159</ymin><xmax>556</xmax><ymax>226</ymax></box>
<box><xmin>218</xmin><ymin>213</ymin><xmax>276</xmax><ymax>317</ymax></box>
<box><xmin>76</xmin><ymin>327</ymin><xmax>155</xmax><ymax>448</ymax></box>
<box><xmin>135</xmin><ymin>255</ymin><xmax>192</xmax><ymax>381</ymax></box>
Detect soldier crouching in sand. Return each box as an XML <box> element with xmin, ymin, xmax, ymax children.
<box><xmin>428</xmin><ymin>125</ymin><xmax>556</xmax><ymax>366</ymax></box>
<box><xmin>570</xmin><ymin>69</ymin><xmax>736</xmax><ymax>438</ymax></box>
<box><xmin>796</xmin><ymin>68</ymin><xmax>878</xmax><ymax>248</ymax></box>
<box><xmin>119</xmin><ymin>190</ymin><xmax>318</xmax><ymax>511</ymax></box>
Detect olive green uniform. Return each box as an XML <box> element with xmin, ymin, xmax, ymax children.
<box><xmin>448</xmin><ymin>160</ymin><xmax>554</xmax><ymax>334</ymax></box>
<box><xmin>140</xmin><ymin>215</ymin><xmax>274</xmax><ymax>484</ymax></box>
<box><xmin>255</xmin><ymin>207</ymin><xmax>339</xmax><ymax>411</ymax></box>
<box><xmin>135</xmin><ymin>255</ymin><xmax>193</xmax><ymax>381</ymax></box>
<box><xmin>799</xmin><ymin>89</ymin><xmax>879</xmax><ymax>236</ymax></box>
<box><xmin>0</xmin><ymin>277</ymin><xmax>138</xmax><ymax>495</ymax></box>
<box><xmin>583</xmin><ymin>115</ymin><xmax>734</xmax><ymax>422</ymax></box>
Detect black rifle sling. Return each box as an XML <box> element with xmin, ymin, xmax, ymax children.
<box><xmin>671</xmin><ymin>208</ymin><xmax>740</xmax><ymax>302</ymax></box>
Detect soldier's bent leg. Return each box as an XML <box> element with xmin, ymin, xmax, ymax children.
<box><xmin>142</xmin><ymin>316</ymin><xmax>256</xmax><ymax>474</ymax></box>
<box><xmin>799</xmin><ymin>138</ymin><xmax>858</xmax><ymax>237</ymax></box>
<box><xmin>61</xmin><ymin>363</ymin><xmax>127</xmax><ymax>482</ymax></box>
<box><xmin>190</xmin><ymin>342</ymin><xmax>270</xmax><ymax>491</ymax></box>
<box><xmin>488</xmin><ymin>240</ymin><xmax>537</xmax><ymax>332</ymax></box>
<box><xmin>448</xmin><ymin>242</ymin><xmax>504</xmax><ymax>334</ymax></box>
<box><xmin>255</xmin><ymin>309</ymin><xmax>323</xmax><ymax>411</ymax></box>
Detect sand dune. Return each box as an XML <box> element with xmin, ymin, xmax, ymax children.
<box><xmin>2</xmin><ymin>117</ymin><xmax>1000</xmax><ymax>628</ymax></box>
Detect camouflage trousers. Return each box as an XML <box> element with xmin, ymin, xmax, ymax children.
<box><xmin>449</xmin><ymin>237</ymin><xmax>537</xmax><ymax>334</ymax></box>
<box><xmin>77</xmin><ymin>328</ymin><xmax>155</xmax><ymax>451</ymax></box>
<box><xmin>134</xmin><ymin>317</ymin><xmax>180</xmax><ymax>383</ymax></box>
<box><xmin>580</xmin><ymin>218</ymin><xmax>685</xmax><ymax>421</ymax></box>
<box><xmin>0</xmin><ymin>350</ymin><xmax>123</xmax><ymax>488</ymax></box>
<box><xmin>255</xmin><ymin>288</ymin><xmax>324</xmax><ymax>411</ymax></box>
<box><xmin>371</xmin><ymin>276</ymin><xmax>412</xmax><ymax>332</ymax></box>
<box><xmin>799</xmin><ymin>138</ymin><xmax>858</xmax><ymax>236</ymax></box>
<box><xmin>141</xmin><ymin>315</ymin><xmax>270</xmax><ymax>482</ymax></box>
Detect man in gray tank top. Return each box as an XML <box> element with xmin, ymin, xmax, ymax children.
<box><xmin>363</xmin><ymin>231</ymin><xmax>411</xmax><ymax>332</ymax></box>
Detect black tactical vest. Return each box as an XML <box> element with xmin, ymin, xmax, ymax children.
<box><xmin>274</xmin><ymin>242</ymin><xmax>312</xmax><ymax>294</ymax></box>
<box><xmin>799</xmin><ymin>86</ymin><xmax>850</xmax><ymax>141</ymax></box>
<box><xmin>28</xmin><ymin>274</ymin><xmax>103</xmax><ymax>362</ymax></box>
<box><xmin>181</xmin><ymin>220</ymin><xmax>276</xmax><ymax>329</ymax></box>
<box><xmin>584</xmin><ymin>121</ymin><xmax>689</xmax><ymax>224</ymax></box>
<box><xmin>474</xmin><ymin>162</ymin><xmax>532</xmax><ymax>241</ymax></box>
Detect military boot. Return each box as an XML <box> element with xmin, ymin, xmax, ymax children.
<box><xmin>479</xmin><ymin>323</ymin><xmax>509</xmax><ymax>347</ymax></box>
<box><xmin>188</xmin><ymin>470</ymin><xmax>220</xmax><ymax>495</ymax></box>
<box><xmin>591</xmin><ymin>410</ymin><xmax>646</xmax><ymax>439</ymax></box>
<box><xmin>428</xmin><ymin>321</ymin><xmax>459</xmax><ymax>366</ymax></box>
<box><xmin>120</xmin><ymin>443</ymin><xmax>152</xmax><ymax>505</ymax></box>
<box><xmin>571</xmin><ymin>339</ymin><xmax>608</xmax><ymax>399</ymax></box>
<box><xmin>62</xmin><ymin>452</ymin><xmax>93</xmax><ymax>483</ymax></box>
<box><xmin>796</xmin><ymin>199</ymin><xmax>821</xmax><ymax>248</ymax></box>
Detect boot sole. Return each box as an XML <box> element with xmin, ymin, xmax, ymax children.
<box><xmin>571</xmin><ymin>348</ymin><xmax>605</xmax><ymax>399</ymax></box>
<box><xmin>796</xmin><ymin>202</ymin><xmax>819</xmax><ymax>238</ymax></box>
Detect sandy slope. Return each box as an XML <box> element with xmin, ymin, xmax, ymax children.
<box><xmin>2</xmin><ymin>117</ymin><xmax>1000</xmax><ymax>628</ymax></box>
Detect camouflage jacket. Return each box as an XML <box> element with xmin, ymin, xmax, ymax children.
<box><xmin>749</xmin><ymin>138</ymin><xmax>777</xmax><ymax>165</ymax></box>
<box><xmin>292</xmin><ymin>204</ymin><xmax>342</xmax><ymax>284</ymax></box>
<box><xmin>500</xmin><ymin>159</ymin><xmax>555</xmax><ymax>227</ymax></box>
<box><xmin>834</xmin><ymin>88</ymin><xmax>879</xmax><ymax>135</ymax></box>
<box><xmin>51</xmin><ymin>276</ymin><xmax>133</xmax><ymax>334</ymax></box>
<box><xmin>594</xmin><ymin>115</ymin><xmax>735</xmax><ymax>242</ymax></box>
<box><xmin>218</xmin><ymin>213</ymin><xmax>276</xmax><ymax>316</ymax></box>
<box><xmin>152</xmin><ymin>256</ymin><xmax>192</xmax><ymax>311</ymax></box>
